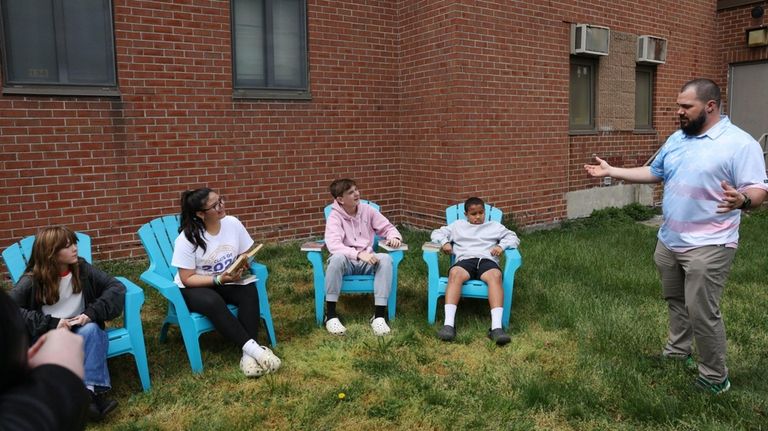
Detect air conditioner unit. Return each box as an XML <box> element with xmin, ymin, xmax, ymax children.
<box><xmin>637</xmin><ymin>35</ymin><xmax>667</xmax><ymax>64</ymax></box>
<box><xmin>571</xmin><ymin>24</ymin><xmax>610</xmax><ymax>56</ymax></box>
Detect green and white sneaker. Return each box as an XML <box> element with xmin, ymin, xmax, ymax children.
<box><xmin>694</xmin><ymin>375</ymin><xmax>731</xmax><ymax>395</ymax></box>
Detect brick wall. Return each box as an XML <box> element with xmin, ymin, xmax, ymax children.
<box><xmin>715</xmin><ymin>2</ymin><xmax>768</xmax><ymax>112</ymax></box>
<box><xmin>0</xmin><ymin>0</ymin><xmax>739</xmax><ymax>261</ymax></box>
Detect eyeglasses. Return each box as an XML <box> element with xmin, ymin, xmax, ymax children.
<box><xmin>203</xmin><ymin>197</ymin><xmax>224</xmax><ymax>212</ymax></box>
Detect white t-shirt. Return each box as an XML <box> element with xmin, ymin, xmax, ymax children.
<box><xmin>42</xmin><ymin>272</ymin><xmax>85</xmax><ymax>318</ymax></box>
<box><xmin>171</xmin><ymin>216</ymin><xmax>254</xmax><ymax>288</ymax></box>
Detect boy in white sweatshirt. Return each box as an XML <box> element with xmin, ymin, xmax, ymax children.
<box><xmin>430</xmin><ymin>197</ymin><xmax>520</xmax><ymax>345</ymax></box>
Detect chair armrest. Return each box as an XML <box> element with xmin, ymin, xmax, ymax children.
<box><xmin>422</xmin><ymin>243</ymin><xmax>441</xmax><ymax>285</ymax></box>
<box><xmin>502</xmin><ymin>248</ymin><xmax>522</xmax><ymax>277</ymax></box>
<box><xmin>139</xmin><ymin>269</ymin><xmax>190</xmax><ymax>315</ymax></box>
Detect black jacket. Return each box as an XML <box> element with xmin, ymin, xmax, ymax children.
<box><xmin>9</xmin><ymin>259</ymin><xmax>125</xmax><ymax>339</ymax></box>
<box><xmin>0</xmin><ymin>364</ymin><xmax>88</xmax><ymax>431</ymax></box>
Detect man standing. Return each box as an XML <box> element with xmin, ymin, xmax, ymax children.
<box><xmin>584</xmin><ymin>78</ymin><xmax>768</xmax><ymax>394</ymax></box>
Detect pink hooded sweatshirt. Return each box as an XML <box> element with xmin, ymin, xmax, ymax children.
<box><xmin>324</xmin><ymin>201</ymin><xmax>402</xmax><ymax>260</ymax></box>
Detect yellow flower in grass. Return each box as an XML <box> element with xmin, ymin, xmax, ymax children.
<box><xmin>338</xmin><ymin>392</ymin><xmax>346</xmax><ymax>400</ymax></box>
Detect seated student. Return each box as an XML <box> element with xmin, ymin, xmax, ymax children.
<box><xmin>9</xmin><ymin>226</ymin><xmax>124</xmax><ymax>421</ymax></box>
<box><xmin>323</xmin><ymin>178</ymin><xmax>403</xmax><ymax>336</ymax></box>
<box><xmin>1</xmin><ymin>289</ymin><xmax>90</xmax><ymax>430</ymax></box>
<box><xmin>430</xmin><ymin>197</ymin><xmax>520</xmax><ymax>345</ymax></box>
<box><xmin>171</xmin><ymin>188</ymin><xmax>281</xmax><ymax>377</ymax></box>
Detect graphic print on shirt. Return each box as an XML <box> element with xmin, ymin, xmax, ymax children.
<box><xmin>200</xmin><ymin>244</ymin><xmax>237</xmax><ymax>274</ymax></box>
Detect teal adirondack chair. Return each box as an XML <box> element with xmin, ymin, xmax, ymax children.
<box><xmin>422</xmin><ymin>203</ymin><xmax>522</xmax><ymax>329</ymax></box>
<box><xmin>305</xmin><ymin>200</ymin><xmax>404</xmax><ymax>325</ymax></box>
<box><xmin>137</xmin><ymin>215</ymin><xmax>276</xmax><ymax>374</ymax></box>
<box><xmin>2</xmin><ymin>232</ymin><xmax>151</xmax><ymax>392</ymax></box>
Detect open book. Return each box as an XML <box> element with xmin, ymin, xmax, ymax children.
<box><xmin>223</xmin><ymin>243</ymin><xmax>263</xmax><ymax>276</ymax></box>
<box><xmin>300</xmin><ymin>241</ymin><xmax>325</xmax><ymax>252</ymax></box>
<box><xmin>379</xmin><ymin>242</ymin><xmax>408</xmax><ymax>251</ymax></box>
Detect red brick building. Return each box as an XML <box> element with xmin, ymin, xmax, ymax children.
<box><xmin>1</xmin><ymin>0</ymin><xmax>766</xmax><ymax>259</ymax></box>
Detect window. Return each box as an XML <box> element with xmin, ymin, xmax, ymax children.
<box><xmin>569</xmin><ymin>57</ymin><xmax>596</xmax><ymax>131</ymax></box>
<box><xmin>232</xmin><ymin>0</ymin><xmax>308</xmax><ymax>99</ymax></box>
<box><xmin>635</xmin><ymin>66</ymin><xmax>654</xmax><ymax>130</ymax></box>
<box><xmin>0</xmin><ymin>0</ymin><xmax>117</xmax><ymax>95</ymax></box>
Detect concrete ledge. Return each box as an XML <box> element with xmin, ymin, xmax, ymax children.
<box><xmin>566</xmin><ymin>184</ymin><xmax>653</xmax><ymax>219</ymax></box>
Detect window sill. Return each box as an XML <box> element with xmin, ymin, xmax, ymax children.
<box><xmin>2</xmin><ymin>85</ymin><xmax>120</xmax><ymax>97</ymax></box>
<box><xmin>233</xmin><ymin>89</ymin><xmax>312</xmax><ymax>101</ymax></box>
<box><xmin>568</xmin><ymin>129</ymin><xmax>598</xmax><ymax>136</ymax></box>
<box><xmin>633</xmin><ymin>128</ymin><xmax>658</xmax><ymax>135</ymax></box>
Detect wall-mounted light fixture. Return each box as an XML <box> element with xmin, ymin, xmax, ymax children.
<box><xmin>746</xmin><ymin>26</ymin><xmax>768</xmax><ymax>47</ymax></box>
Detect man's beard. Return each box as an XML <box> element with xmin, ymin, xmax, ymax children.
<box><xmin>680</xmin><ymin>110</ymin><xmax>707</xmax><ymax>136</ymax></box>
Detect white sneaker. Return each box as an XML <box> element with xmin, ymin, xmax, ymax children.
<box><xmin>325</xmin><ymin>317</ymin><xmax>347</xmax><ymax>335</ymax></box>
<box><xmin>370</xmin><ymin>316</ymin><xmax>390</xmax><ymax>336</ymax></box>
<box><xmin>240</xmin><ymin>354</ymin><xmax>266</xmax><ymax>377</ymax></box>
<box><xmin>255</xmin><ymin>346</ymin><xmax>281</xmax><ymax>373</ymax></box>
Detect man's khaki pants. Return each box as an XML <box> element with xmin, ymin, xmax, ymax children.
<box><xmin>654</xmin><ymin>241</ymin><xmax>735</xmax><ymax>383</ymax></box>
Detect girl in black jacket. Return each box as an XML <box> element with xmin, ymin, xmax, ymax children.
<box><xmin>9</xmin><ymin>226</ymin><xmax>125</xmax><ymax>422</ymax></box>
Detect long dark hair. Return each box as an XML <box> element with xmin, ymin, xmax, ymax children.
<box><xmin>179</xmin><ymin>188</ymin><xmax>213</xmax><ymax>253</ymax></box>
<box><xmin>0</xmin><ymin>289</ymin><xmax>28</xmax><ymax>391</ymax></box>
<box><xmin>26</xmin><ymin>226</ymin><xmax>82</xmax><ymax>305</ymax></box>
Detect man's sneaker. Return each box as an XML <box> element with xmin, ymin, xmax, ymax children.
<box><xmin>662</xmin><ymin>353</ymin><xmax>697</xmax><ymax>372</ymax></box>
<box><xmin>694</xmin><ymin>375</ymin><xmax>731</xmax><ymax>395</ymax></box>
<box><xmin>370</xmin><ymin>316</ymin><xmax>391</xmax><ymax>336</ymax></box>
<box><xmin>436</xmin><ymin>325</ymin><xmax>456</xmax><ymax>342</ymax></box>
<box><xmin>684</xmin><ymin>355</ymin><xmax>697</xmax><ymax>371</ymax></box>
<box><xmin>325</xmin><ymin>317</ymin><xmax>347</xmax><ymax>335</ymax></box>
<box><xmin>487</xmin><ymin>328</ymin><xmax>511</xmax><ymax>346</ymax></box>
<box><xmin>88</xmin><ymin>391</ymin><xmax>118</xmax><ymax>422</ymax></box>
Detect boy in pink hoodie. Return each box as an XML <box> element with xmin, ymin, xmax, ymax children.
<box><xmin>323</xmin><ymin>179</ymin><xmax>402</xmax><ymax>336</ymax></box>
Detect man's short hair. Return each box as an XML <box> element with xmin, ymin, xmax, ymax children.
<box><xmin>464</xmin><ymin>197</ymin><xmax>485</xmax><ymax>213</ymax></box>
<box><xmin>681</xmin><ymin>78</ymin><xmax>721</xmax><ymax>107</ymax></box>
<box><xmin>329</xmin><ymin>178</ymin><xmax>357</xmax><ymax>198</ymax></box>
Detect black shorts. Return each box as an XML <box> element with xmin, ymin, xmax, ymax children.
<box><xmin>450</xmin><ymin>258</ymin><xmax>500</xmax><ymax>280</ymax></box>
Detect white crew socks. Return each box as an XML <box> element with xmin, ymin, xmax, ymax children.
<box><xmin>443</xmin><ymin>303</ymin><xmax>458</xmax><ymax>327</ymax></box>
<box><xmin>490</xmin><ymin>307</ymin><xmax>503</xmax><ymax>330</ymax></box>
<box><xmin>242</xmin><ymin>339</ymin><xmax>266</xmax><ymax>361</ymax></box>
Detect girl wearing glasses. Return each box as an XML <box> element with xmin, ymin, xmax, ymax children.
<box><xmin>172</xmin><ymin>188</ymin><xmax>280</xmax><ymax>377</ymax></box>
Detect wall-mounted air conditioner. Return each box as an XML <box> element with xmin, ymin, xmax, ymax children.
<box><xmin>571</xmin><ymin>24</ymin><xmax>610</xmax><ymax>56</ymax></box>
<box><xmin>637</xmin><ymin>35</ymin><xmax>667</xmax><ymax>64</ymax></box>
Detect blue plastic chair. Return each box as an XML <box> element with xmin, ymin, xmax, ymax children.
<box><xmin>305</xmin><ymin>200</ymin><xmax>404</xmax><ymax>325</ymax></box>
<box><xmin>137</xmin><ymin>215</ymin><xmax>276</xmax><ymax>374</ymax></box>
<box><xmin>422</xmin><ymin>203</ymin><xmax>522</xmax><ymax>329</ymax></box>
<box><xmin>2</xmin><ymin>232</ymin><xmax>151</xmax><ymax>392</ymax></box>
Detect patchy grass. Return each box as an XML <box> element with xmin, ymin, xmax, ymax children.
<box><xmin>5</xmin><ymin>205</ymin><xmax>768</xmax><ymax>430</ymax></box>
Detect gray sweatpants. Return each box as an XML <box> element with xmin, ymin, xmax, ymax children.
<box><xmin>654</xmin><ymin>241</ymin><xmax>735</xmax><ymax>383</ymax></box>
<box><xmin>325</xmin><ymin>253</ymin><xmax>392</xmax><ymax>306</ymax></box>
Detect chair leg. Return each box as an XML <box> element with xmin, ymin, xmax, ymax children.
<box><xmin>159</xmin><ymin>321</ymin><xmax>171</xmax><ymax>342</ymax></box>
<box><xmin>262</xmin><ymin>316</ymin><xmax>277</xmax><ymax>347</ymax></box>
<box><xmin>427</xmin><ymin>289</ymin><xmax>438</xmax><ymax>325</ymax></box>
<box><xmin>315</xmin><ymin>285</ymin><xmax>326</xmax><ymax>326</ymax></box>
<box><xmin>180</xmin><ymin>326</ymin><xmax>204</xmax><ymax>373</ymax></box>
<box><xmin>129</xmin><ymin>325</ymin><xmax>151</xmax><ymax>391</ymax></box>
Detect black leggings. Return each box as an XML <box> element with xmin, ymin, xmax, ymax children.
<box><xmin>180</xmin><ymin>284</ymin><xmax>260</xmax><ymax>347</ymax></box>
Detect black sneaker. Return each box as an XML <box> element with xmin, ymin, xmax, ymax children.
<box><xmin>436</xmin><ymin>325</ymin><xmax>456</xmax><ymax>341</ymax></box>
<box><xmin>88</xmin><ymin>391</ymin><xmax>118</xmax><ymax>421</ymax></box>
<box><xmin>487</xmin><ymin>328</ymin><xmax>511</xmax><ymax>346</ymax></box>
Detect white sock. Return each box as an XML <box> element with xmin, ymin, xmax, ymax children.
<box><xmin>490</xmin><ymin>307</ymin><xmax>503</xmax><ymax>330</ymax></box>
<box><xmin>242</xmin><ymin>339</ymin><xmax>265</xmax><ymax>360</ymax></box>
<box><xmin>444</xmin><ymin>303</ymin><xmax>457</xmax><ymax>327</ymax></box>
<box><xmin>86</xmin><ymin>385</ymin><xmax>95</xmax><ymax>393</ymax></box>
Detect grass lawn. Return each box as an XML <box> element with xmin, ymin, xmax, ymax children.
<box><xmin>15</xmin><ymin>206</ymin><xmax>768</xmax><ymax>430</ymax></box>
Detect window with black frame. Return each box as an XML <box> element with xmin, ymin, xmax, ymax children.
<box><xmin>635</xmin><ymin>66</ymin><xmax>655</xmax><ymax>130</ymax></box>
<box><xmin>569</xmin><ymin>56</ymin><xmax>596</xmax><ymax>131</ymax></box>
<box><xmin>231</xmin><ymin>0</ymin><xmax>309</xmax><ymax>99</ymax></box>
<box><xmin>0</xmin><ymin>0</ymin><xmax>117</xmax><ymax>96</ymax></box>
